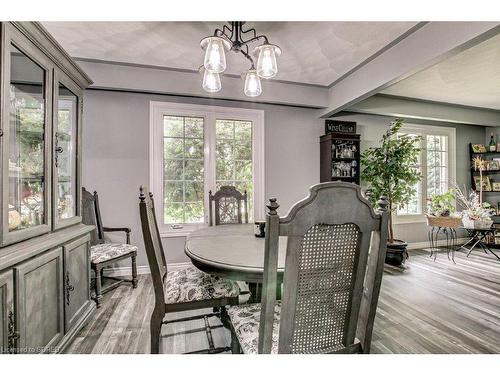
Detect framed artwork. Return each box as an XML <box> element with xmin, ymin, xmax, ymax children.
<box><xmin>472</xmin><ymin>144</ymin><xmax>486</xmax><ymax>153</ymax></box>
<box><xmin>474</xmin><ymin>176</ymin><xmax>491</xmax><ymax>191</ymax></box>
<box><xmin>489</xmin><ymin>160</ymin><xmax>500</xmax><ymax>170</ymax></box>
<box><xmin>492</xmin><ymin>182</ymin><xmax>500</xmax><ymax>192</ymax></box>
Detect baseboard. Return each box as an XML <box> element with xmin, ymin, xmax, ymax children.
<box><xmin>102</xmin><ymin>262</ymin><xmax>191</xmax><ymax>277</ymax></box>
<box><xmin>406</xmin><ymin>237</ymin><xmax>467</xmax><ymax>251</ymax></box>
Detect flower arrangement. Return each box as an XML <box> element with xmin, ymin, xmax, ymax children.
<box><xmin>454</xmin><ymin>184</ymin><xmax>495</xmax><ymax>229</ymax></box>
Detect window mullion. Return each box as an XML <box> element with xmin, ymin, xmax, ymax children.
<box><xmin>421</xmin><ymin>133</ymin><xmax>428</xmax><ymax>215</ymax></box>
<box><xmin>204</xmin><ymin>113</ymin><xmax>216</xmax><ymax>224</ymax></box>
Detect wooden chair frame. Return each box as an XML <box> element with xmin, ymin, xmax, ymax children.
<box><xmin>139</xmin><ymin>187</ymin><xmax>240</xmax><ymax>354</ymax></box>
<box><xmin>209</xmin><ymin>186</ymin><xmax>248</xmax><ymax>226</ymax></box>
<box><xmin>233</xmin><ymin>182</ymin><xmax>389</xmax><ymax>354</ymax></box>
<box><xmin>82</xmin><ymin>187</ymin><xmax>138</xmax><ymax>308</ymax></box>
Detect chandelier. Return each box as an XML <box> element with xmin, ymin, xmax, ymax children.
<box><xmin>200</xmin><ymin>22</ymin><xmax>282</xmax><ymax>97</ymax></box>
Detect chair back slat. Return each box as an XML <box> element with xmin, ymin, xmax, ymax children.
<box><xmin>139</xmin><ymin>187</ymin><xmax>168</xmax><ymax>307</ymax></box>
<box><xmin>81</xmin><ymin>187</ymin><xmax>104</xmax><ymax>246</ymax></box>
<box><xmin>209</xmin><ymin>186</ymin><xmax>248</xmax><ymax>225</ymax></box>
<box><xmin>259</xmin><ymin>182</ymin><xmax>388</xmax><ymax>354</ymax></box>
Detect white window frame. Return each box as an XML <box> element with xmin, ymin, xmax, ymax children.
<box><xmin>394</xmin><ymin>123</ymin><xmax>456</xmax><ymax>224</ymax></box>
<box><xmin>150</xmin><ymin>101</ymin><xmax>265</xmax><ymax>237</ymax></box>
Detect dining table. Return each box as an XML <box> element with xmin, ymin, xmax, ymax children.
<box><xmin>185</xmin><ymin>223</ymin><xmax>287</xmax><ymax>302</ymax></box>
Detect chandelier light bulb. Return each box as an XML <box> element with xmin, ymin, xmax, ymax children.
<box><xmin>254</xmin><ymin>44</ymin><xmax>281</xmax><ymax>79</ymax></box>
<box><xmin>200</xmin><ymin>36</ymin><xmax>230</xmax><ymax>74</ymax></box>
<box><xmin>201</xmin><ymin>68</ymin><xmax>222</xmax><ymax>93</ymax></box>
<box><xmin>244</xmin><ymin>69</ymin><xmax>262</xmax><ymax>97</ymax></box>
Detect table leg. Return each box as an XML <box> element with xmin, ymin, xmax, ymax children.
<box><xmin>451</xmin><ymin>228</ymin><xmax>456</xmax><ymax>264</ymax></box>
<box><xmin>445</xmin><ymin>228</ymin><xmax>451</xmax><ymax>260</ymax></box>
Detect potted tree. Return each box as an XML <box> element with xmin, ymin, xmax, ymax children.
<box><xmin>361</xmin><ymin>118</ymin><xmax>422</xmax><ymax>266</ymax></box>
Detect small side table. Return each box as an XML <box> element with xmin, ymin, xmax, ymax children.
<box><xmin>460</xmin><ymin>227</ymin><xmax>500</xmax><ymax>260</ymax></box>
<box><xmin>428</xmin><ymin>226</ymin><xmax>458</xmax><ymax>263</ymax></box>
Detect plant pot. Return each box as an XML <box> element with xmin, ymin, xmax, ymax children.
<box><xmin>462</xmin><ymin>216</ymin><xmax>493</xmax><ymax>229</ymax></box>
<box><xmin>385</xmin><ymin>239</ymin><xmax>408</xmax><ymax>266</ymax></box>
<box><xmin>426</xmin><ymin>215</ymin><xmax>461</xmax><ymax>228</ymax></box>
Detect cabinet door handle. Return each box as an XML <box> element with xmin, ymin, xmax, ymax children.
<box><xmin>65</xmin><ymin>271</ymin><xmax>75</xmax><ymax>306</ymax></box>
<box><xmin>7</xmin><ymin>308</ymin><xmax>19</xmax><ymax>354</ymax></box>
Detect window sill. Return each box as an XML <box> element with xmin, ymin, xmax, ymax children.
<box><xmin>160</xmin><ymin>224</ymin><xmax>207</xmax><ymax>238</ymax></box>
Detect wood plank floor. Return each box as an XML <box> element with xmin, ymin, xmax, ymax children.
<box><xmin>64</xmin><ymin>248</ymin><xmax>500</xmax><ymax>354</ymax></box>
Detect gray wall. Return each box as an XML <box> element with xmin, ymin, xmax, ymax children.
<box><xmin>82</xmin><ymin>89</ymin><xmax>323</xmax><ymax>268</ymax></box>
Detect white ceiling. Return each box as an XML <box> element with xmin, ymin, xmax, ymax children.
<box><xmin>41</xmin><ymin>21</ymin><xmax>416</xmax><ymax>86</ymax></box>
<box><xmin>381</xmin><ymin>32</ymin><xmax>500</xmax><ymax>110</ymax></box>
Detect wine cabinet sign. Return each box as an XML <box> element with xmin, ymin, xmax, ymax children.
<box><xmin>325</xmin><ymin>120</ymin><xmax>357</xmax><ymax>135</ymax></box>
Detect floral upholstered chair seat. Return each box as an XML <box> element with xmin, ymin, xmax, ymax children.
<box><xmin>227</xmin><ymin>302</ymin><xmax>282</xmax><ymax>354</ymax></box>
<box><xmin>165</xmin><ymin>265</ymin><xmax>240</xmax><ymax>304</ymax></box>
<box><xmin>90</xmin><ymin>243</ymin><xmax>138</xmax><ymax>264</ymax></box>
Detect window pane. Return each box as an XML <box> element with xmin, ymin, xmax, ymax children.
<box><xmin>184</xmin><ymin>138</ymin><xmax>203</xmax><ymax>158</ymax></box>
<box><xmin>185</xmin><ymin>181</ymin><xmax>203</xmax><ymax>202</ymax></box>
<box><xmin>164</xmin><ymin>159</ymin><xmax>183</xmax><ymax>180</ymax></box>
<box><xmin>426</xmin><ymin>135</ymin><xmax>448</xmax><ymax>200</ymax></box>
<box><xmin>216</xmin><ymin>120</ymin><xmax>234</xmax><ymax>139</ymax></box>
<box><xmin>234</xmin><ymin>141</ymin><xmax>252</xmax><ymax>160</ymax></box>
<box><xmin>164</xmin><ymin>181</ymin><xmax>183</xmax><ymax>202</ymax></box>
<box><xmin>216</xmin><ymin>119</ymin><xmax>253</xmax><ymax>221</ymax></box>
<box><xmin>164</xmin><ymin>116</ymin><xmax>183</xmax><ymax>137</ymax></box>
<box><xmin>184</xmin><ymin>117</ymin><xmax>203</xmax><ymax>138</ymax></box>
<box><xmin>163</xmin><ymin>115</ymin><xmax>204</xmax><ymax>224</ymax></box>
<box><xmin>164</xmin><ymin>138</ymin><xmax>183</xmax><ymax>159</ymax></box>
<box><xmin>165</xmin><ymin>202</ymin><xmax>184</xmax><ymax>224</ymax></box>
<box><xmin>185</xmin><ymin>202</ymin><xmax>204</xmax><ymax>223</ymax></box>
<box><xmin>235</xmin><ymin>121</ymin><xmax>252</xmax><ymax>140</ymax></box>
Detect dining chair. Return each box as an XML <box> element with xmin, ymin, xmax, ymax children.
<box><xmin>81</xmin><ymin>187</ymin><xmax>138</xmax><ymax>308</ymax></box>
<box><xmin>209</xmin><ymin>186</ymin><xmax>248</xmax><ymax>226</ymax></box>
<box><xmin>227</xmin><ymin>181</ymin><xmax>389</xmax><ymax>354</ymax></box>
<box><xmin>138</xmin><ymin>186</ymin><xmax>241</xmax><ymax>354</ymax></box>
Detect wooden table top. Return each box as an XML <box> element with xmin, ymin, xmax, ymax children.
<box><xmin>185</xmin><ymin>224</ymin><xmax>286</xmax><ymax>282</ymax></box>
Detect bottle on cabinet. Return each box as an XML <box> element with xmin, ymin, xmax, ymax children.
<box><xmin>489</xmin><ymin>133</ymin><xmax>496</xmax><ymax>152</ymax></box>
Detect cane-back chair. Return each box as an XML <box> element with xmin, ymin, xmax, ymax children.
<box><xmin>209</xmin><ymin>186</ymin><xmax>248</xmax><ymax>226</ymax></box>
<box><xmin>81</xmin><ymin>187</ymin><xmax>138</xmax><ymax>308</ymax></box>
<box><xmin>227</xmin><ymin>182</ymin><xmax>389</xmax><ymax>354</ymax></box>
<box><xmin>138</xmin><ymin>186</ymin><xmax>241</xmax><ymax>354</ymax></box>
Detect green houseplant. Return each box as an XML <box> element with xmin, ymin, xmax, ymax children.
<box><xmin>361</xmin><ymin>118</ymin><xmax>423</xmax><ymax>266</ymax></box>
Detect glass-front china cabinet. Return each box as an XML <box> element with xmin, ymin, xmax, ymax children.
<box><xmin>0</xmin><ymin>22</ymin><xmax>94</xmax><ymax>354</ymax></box>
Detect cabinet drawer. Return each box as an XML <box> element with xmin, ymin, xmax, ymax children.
<box><xmin>0</xmin><ymin>270</ymin><xmax>14</xmax><ymax>354</ymax></box>
<box><xmin>15</xmin><ymin>248</ymin><xmax>64</xmax><ymax>353</ymax></box>
<box><xmin>64</xmin><ymin>236</ymin><xmax>91</xmax><ymax>331</ymax></box>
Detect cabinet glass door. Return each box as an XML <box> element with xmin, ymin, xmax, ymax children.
<box><xmin>55</xmin><ymin>83</ymin><xmax>78</xmax><ymax>225</ymax></box>
<box><xmin>8</xmin><ymin>44</ymin><xmax>47</xmax><ymax>233</ymax></box>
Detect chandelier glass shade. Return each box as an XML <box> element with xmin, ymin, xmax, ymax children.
<box><xmin>200</xmin><ymin>67</ymin><xmax>222</xmax><ymax>93</ymax></box>
<box><xmin>201</xmin><ymin>36</ymin><xmax>231</xmax><ymax>74</ymax></box>
<box><xmin>200</xmin><ymin>22</ymin><xmax>281</xmax><ymax>97</ymax></box>
<box><xmin>243</xmin><ymin>69</ymin><xmax>262</xmax><ymax>97</ymax></box>
<box><xmin>254</xmin><ymin>44</ymin><xmax>281</xmax><ymax>79</ymax></box>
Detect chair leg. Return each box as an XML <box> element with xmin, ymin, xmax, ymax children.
<box><xmin>150</xmin><ymin>314</ymin><xmax>163</xmax><ymax>354</ymax></box>
<box><xmin>131</xmin><ymin>254</ymin><xmax>138</xmax><ymax>288</ymax></box>
<box><xmin>94</xmin><ymin>265</ymin><xmax>103</xmax><ymax>308</ymax></box>
<box><xmin>230</xmin><ymin>327</ymin><xmax>241</xmax><ymax>354</ymax></box>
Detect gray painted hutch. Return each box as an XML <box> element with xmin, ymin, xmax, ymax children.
<box><xmin>0</xmin><ymin>22</ymin><xmax>94</xmax><ymax>353</ymax></box>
